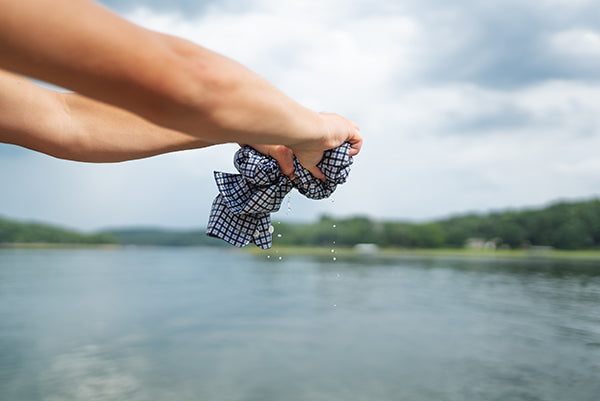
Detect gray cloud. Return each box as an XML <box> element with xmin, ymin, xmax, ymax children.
<box><xmin>100</xmin><ymin>0</ymin><xmax>600</xmax><ymax>87</ymax></box>
<box><xmin>447</xmin><ymin>104</ymin><xmax>534</xmax><ymax>135</ymax></box>
<box><xmin>403</xmin><ymin>0</ymin><xmax>600</xmax><ymax>88</ymax></box>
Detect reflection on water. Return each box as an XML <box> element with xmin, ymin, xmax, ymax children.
<box><xmin>1</xmin><ymin>248</ymin><xmax>599</xmax><ymax>401</ymax></box>
<box><xmin>41</xmin><ymin>345</ymin><xmax>141</xmax><ymax>401</ymax></box>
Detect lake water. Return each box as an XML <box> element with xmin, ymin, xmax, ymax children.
<box><xmin>1</xmin><ymin>247</ymin><xmax>599</xmax><ymax>401</ymax></box>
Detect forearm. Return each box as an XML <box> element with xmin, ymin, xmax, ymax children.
<box><xmin>141</xmin><ymin>36</ymin><xmax>325</xmax><ymax>147</ymax></box>
<box><xmin>0</xmin><ymin>69</ymin><xmax>211</xmax><ymax>162</ymax></box>
<box><xmin>58</xmin><ymin>92</ymin><xmax>212</xmax><ymax>162</ymax></box>
<box><xmin>0</xmin><ymin>0</ymin><xmax>324</xmax><ymax>148</ymax></box>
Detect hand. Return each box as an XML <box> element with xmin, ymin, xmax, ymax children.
<box><xmin>289</xmin><ymin>112</ymin><xmax>362</xmax><ymax>180</ymax></box>
<box><xmin>246</xmin><ymin>144</ymin><xmax>297</xmax><ymax>180</ymax></box>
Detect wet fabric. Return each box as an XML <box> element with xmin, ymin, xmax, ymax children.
<box><xmin>207</xmin><ymin>143</ymin><xmax>353</xmax><ymax>249</ymax></box>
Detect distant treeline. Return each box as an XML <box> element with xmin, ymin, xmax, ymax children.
<box><xmin>274</xmin><ymin>199</ymin><xmax>600</xmax><ymax>250</ymax></box>
<box><xmin>0</xmin><ymin>218</ymin><xmax>222</xmax><ymax>247</ymax></box>
<box><xmin>2</xmin><ymin>198</ymin><xmax>599</xmax><ymax>249</ymax></box>
<box><xmin>103</xmin><ymin>228</ymin><xmax>225</xmax><ymax>247</ymax></box>
<box><xmin>0</xmin><ymin>216</ymin><xmax>116</xmax><ymax>245</ymax></box>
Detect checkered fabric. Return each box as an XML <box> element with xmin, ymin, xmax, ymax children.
<box><xmin>207</xmin><ymin>142</ymin><xmax>353</xmax><ymax>249</ymax></box>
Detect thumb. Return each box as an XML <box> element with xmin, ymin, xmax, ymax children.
<box><xmin>308</xmin><ymin>166</ymin><xmax>327</xmax><ymax>181</ymax></box>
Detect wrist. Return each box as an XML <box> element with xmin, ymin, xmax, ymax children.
<box><xmin>286</xmin><ymin>107</ymin><xmax>327</xmax><ymax>150</ymax></box>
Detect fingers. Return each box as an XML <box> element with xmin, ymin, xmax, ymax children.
<box><xmin>247</xmin><ymin>144</ymin><xmax>295</xmax><ymax>179</ymax></box>
<box><xmin>318</xmin><ymin>111</ymin><xmax>363</xmax><ymax>156</ymax></box>
<box><xmin>271</xmin><ymin>146</ymin><xmax>296</xmax><ymax>180</ymax></box>
<box><xmin>308</xmin><ymin>165</ymin><xmax>326</xmax><ymax>181</ymax></box>
<box><xmin>248</xmin><ymin>111</ymin><xmax>362</xmax><ymax>183</ymax></box>
<box><xmin>296</xmin><ymin>154</ymin><xmax>328</xmax><ymax>181</ymax></box>
<box><xmin>349</xmin><ymin>136</ymin><xmax>362</xmax><ymax>156</ymax></box>
<box><xmin>347</xmin><ymin>119</ymin><xmax>363</xmax><ymax>156</ymax></box>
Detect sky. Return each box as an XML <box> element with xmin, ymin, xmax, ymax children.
<box><xmin>2</xmin><ymin>0</ymin><xmax>600</xmax><ymax>231</ymax></box>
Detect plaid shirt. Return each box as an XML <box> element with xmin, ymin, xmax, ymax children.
<box><xmin>207</xmin><ymin>142</ymin><xmax>353</xmax><ymax>249</ymax></box>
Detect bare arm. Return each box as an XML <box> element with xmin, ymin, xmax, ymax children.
<box><xmin>0</xmin><ymin>69</ymin><xmax>211</xmax><ymax>162</ymax></box>
<box><xmin>0</xmin><ymin>0</ymin><xmax>362</xmax><ymax>175</ymax></box>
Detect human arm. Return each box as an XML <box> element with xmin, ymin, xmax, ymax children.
<box><xmin>0</xmin><ymin>0</ymin><xmax>362</xmax><ymax>175</ymax></box>
<box><xmin>0</xmin><ymin>69</ymin><xmax>211</xmax><ymax>162</ymax></box>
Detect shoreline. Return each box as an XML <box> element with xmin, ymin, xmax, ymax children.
<box><xmin>3</xmin><ymin>243</ymin><xmax>600</xmax><ymax>261</ymax></box>
<box><xmin>253</xmin><ymin>246</ymin><xmax>600</xmax><ymax>261</ymax></box>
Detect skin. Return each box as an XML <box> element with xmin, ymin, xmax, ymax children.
<box><xmin>0</xmin><ymin>69</ymin><xmax>296</xmax><ymax>176</ymax></box>
<box><xmin>0</xmin><ymin>69</ymin><xmax>211</xmax><ymax>162</ymax></box>
<box><xmin>0</xmin><ymin>0</ymin><xmax>362</xmax><ymax>179</ymax></box>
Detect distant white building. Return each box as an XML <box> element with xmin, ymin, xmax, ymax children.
<box><xmin>465</xmin><ymin>238</ymin><xmax>498</xmax><ymax>250</ymax></box>
<box><xmin>354</xmin><ymin>243</ymin><xmax>379</xmax><ymax>254</ymax></box>
<box><xmin>527</xmin><ymin>245</ymin><xmax>554</xmax><ymax>256</ymax></box>
<box><xmin>484</xmin><ymin>241</ymin><xmax>496</xmax><ymax>250</ymax></box>
<box><xmin>465</xmin><ymin>238</ymin><xmax>485</xmax><ymax>250</ymax></box>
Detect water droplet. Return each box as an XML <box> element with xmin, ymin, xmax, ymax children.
<box><xmin>277</xmin><ymin>233</ymin><xmax>282</xmax><ymax>238</ymax></box>
<box><xmin>277</xmin><ymin>221</ymin><xmax>281</xmax><ymax>225</ymax></box>
<box><xmin>332</xmin><ymin>224</ymin><xmax>336</xmax><ymax>228</ymax></box>
<box><xmin>267</xmin><ymin>255</ymin><xmax>271</xmax><ymax>259</ymax></box>
<box><xmin>278</xmin><ymin>256</ymin><xmax>282</xmax><ymax>260</ymax></box>
<box><xmin>333</xmin><ymin>241</ymin><xmax>336</xmax><ymax>245</ymax></box>
<box><xmin>331</xmin><ymin>249</ymin><xmax>335</xmax><ymax>253</ymax></box>
<box><xmin>333</xmin><ymin>257</ymin><xmax>337</xmax><ymax>261</ymax></box>
<box><xmin>336</xmin><ymin>273</ymin><xmax>340</xmax><ymax>277</ymax></box>
<box><xmin>333</xmin><ymin>304</ymin><xmax>337</xmax><ymax>307</ymax></box>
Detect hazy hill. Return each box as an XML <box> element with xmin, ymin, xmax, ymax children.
<box><xmin>0</xmin><ymin>216</ymin><xmax>116</xmax><ymax>245</ymax></box>
<box><xmin>2</xmin><ymin>197</ymin><xmax>599</xmax><ymax>249</ymax></box>
<box><xmin>273</xmin><ymin>198</ymin><xmax>600</xmax><ymax>250</ymax></box>
<box><xmin>102</xmin><ymin>228</ymin><xmax>225</xmax><ymax>247</ymax></box>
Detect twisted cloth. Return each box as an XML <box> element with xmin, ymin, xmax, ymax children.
<box><xmin>207</xmin><ymin>142</ymin><xmax>353</xmax><ymax>249</ymax></box>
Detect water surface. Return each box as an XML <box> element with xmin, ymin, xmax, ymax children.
<box><xmin>1</xmin><ymin>247</ymin><xmax>599</xmax><ymax>400</ymax></box>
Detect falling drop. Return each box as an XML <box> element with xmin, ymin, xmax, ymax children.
<box><xmin>267</xmin><ymin>255</ymin><xmax>271</xmax><ymax>259</ymax></box>
<box><xmin>333</xmin><ymin>241</ymin><xmax>336</xmax><ymax>245</ymax></box>
<box><xmin>332</xmin><ymin>224</ymin><xmax>336</xmax><ymax>228</ymax></box>
<box><xmin>278</xmin><ymin>256</ymin><xmax>282</xmax><ymax>260</ymax></box>
<box><xmin>333</xmin><ymin>257</ymin><xmax>337</xmax><ymax>261</ymax></box>
<box><xmin>331</xmin><ymin>249</ymin><xmax>335</xmax><ymax>253</ymax></box>
<box><xmin>277</xmin><ymin>233</ymin><xmax>282</xmax><ymax>238</ymax></box>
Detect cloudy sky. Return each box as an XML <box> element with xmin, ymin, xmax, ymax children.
<box><xmin>2</xmin><ymin>0</ymin><xmax>600</xmax><ymax>231</ymax></box>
